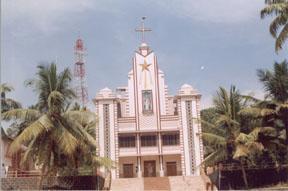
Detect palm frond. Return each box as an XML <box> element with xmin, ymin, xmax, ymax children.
<box><xmin>279</xmin><ymin>129</ymin><xmax>286</xmax><ymax>140</ymax></box>
<box><xmin>0</xmin><ymin>83</ymin><xmax>14</xmax><ymax>93</ymax></box>
<box><xmin>92</xmin><ymin>156</ymin><xmax>115</xmax><ymax>169</ymax></box>
<box><xmin>215</xmin><ymin>114</ymin><xmax>240</xmax><ymax>128</ymax></box>
<box><xmin>276</xmin><ymin>103</ymin><xmax>288</xmax><ymax>114</ymax></box>
<box><xmin>265</xmin><ymin>0</ymin><xmax>287</xmax><ymax>5</ymax></box>
<box><xmin>21</xmin><ymin>137</ymin><xmax>37</xmax><ymax>166</ymax></box>
<box><xmin>270</xmin><ymin>14</ymin><xmax>288</xmax><ymax>38</ymax></box>
<box><xmin>199</xmin><ymin>118</ymin><xmax>226</xmax><ymax>136</ymax></box>
<box><xmin>202</xmin><ymin>133</ymin><xmax>226</xmax><ymax>149</ymax></box>
<box><xmin>239</xmin><ymin>107</ymin><xmax>275</xmax><ymax>118</ymax></box>
<box><xmin>60</xmin><ymin>117</ymin><xmax>97</xmax><ymax>148</ymax></box>
<box><xmin>2</xmin><ymin>109</ymin><xmax>41</xmax><ymax>121</ymax></box>
<box><xmin>235</xmin><ymin>128</ymin><xmax>260</xmax><ymax>145</ymax></box>
<box><xmin>275</xmin><ymin>23</ymin><xmax>288</xmax><ymax>52</ymax></box>
<box><xmin>8</xmin><ymin>115</ymin><xmax>53</xmax><ymax>154</ymax></box>
<box><xmin>65</xmin><ymin>111</ymin><xmax>97</xmax><ymax>128</ymax></box>
<box><xmin>241</xmin><ymin>94</ymin><xmax>261</xmax><ymax>104</ymax></box>
<box><xmin>51</xmin><ymin>123</ymin><xmax>79</xmax><ymax>156</ymax></box>
<box><xmin>261</xmin><ymin>3</ymin><xmax>287</xmax><ymax>19</ymax></box>
<box><xmin>260</xmin><ymin>126</ymin><xmax>278</xmax><ymax>137</ymax></box>
<box><xmin>27</xmin><ymin>63</ymin><xmax>75</xmax><ymax>111</ymax></box>
<box><xmin>202</xmin><ymin>149</ymin><xmax>227</xmax><ymax>166</ymax></box>
<box><xmin>233</xmin><ymin>145</ymin><xmax>249</xmax><ymax>159</ymax></box>
<box><xmin>3</xmin><ymin>98</ymin><xmax>22</xmax><ymax>109</ymax></box>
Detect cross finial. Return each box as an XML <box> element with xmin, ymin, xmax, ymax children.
<box><xmin>135</xmin><ymin>16</ymin><xmax>152</xmax><ymax>43</ymax></box>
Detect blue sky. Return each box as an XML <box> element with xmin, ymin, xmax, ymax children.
<box><xmin>1</xmin><ymin>0</ymin><xmax>287</xmax><ymax>109</ymax></box>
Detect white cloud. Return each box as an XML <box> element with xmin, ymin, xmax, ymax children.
<box><xmin>2</xmin><ymin>0</ymin><xmax>123</xmax><ymax>36</ymax></box>
<box><xmin>153</xmin><ymin>0</ymin><xmax>264</xmax><ymax>24</ymax></box>
<box><xmin>2</xmin><ymin>0</ymin><xmax>266</xmax><ymax>37</ymax></box>
<box><xmin>2</xmin><ymin>0</ymin><xmax>95</xmax><ymax>34</ymax></box>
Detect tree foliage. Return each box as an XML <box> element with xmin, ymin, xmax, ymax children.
<box><xmin>1</xmin><ymin>83</ymin><xmax>21</xmax><ymax>113</ymax></box>
<box><xmin>2</xmin><ymin>63</ymin><xmax>113</xmax><ymax>184</ymax></box>
<box><xmin>261</xmin><ymin>0</ymin><xmax>288</xmax><ymax>52</ymax></box>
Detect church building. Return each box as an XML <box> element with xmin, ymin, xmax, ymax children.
<box><xmin>93</xmin><ymin>19</ymin><xmax>204</xmax><ymax>179</ymax></box>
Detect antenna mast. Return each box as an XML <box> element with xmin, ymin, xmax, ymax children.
<box><xmin>74</xmin><ymin>37</ymin><xmax>89</xmax><ymax>108</ymax></box>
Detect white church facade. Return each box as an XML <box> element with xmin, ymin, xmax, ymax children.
<box><xmin>93</xmin><ymin>22</ymin><xmax>204</xmax><ymax>179</ymax></box>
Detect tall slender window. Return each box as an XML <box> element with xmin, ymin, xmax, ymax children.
<box><xmin>117</xmin><ymin>102</ymin><xmax>122</xmax><ymax>118</ymax></box>
<box><xmin>103</xmin><ymin>104</ymin><xmax>110</xmax><ymax>159</ymax></box>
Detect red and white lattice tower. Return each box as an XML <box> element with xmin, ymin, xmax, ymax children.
<box><xmin>74</xmin><ymin>37</ymin><xmax>89</xmax><ymax>107</ymax></box>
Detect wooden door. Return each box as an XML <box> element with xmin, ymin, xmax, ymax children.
<box><xmin>144</xmin><ymin>160</ymin><xmax>156</xmax><ymax>177</ymax></box>
<box><xmin>166</xmin><ymin>162</ymin><xmax>177</xmax><ymax>176</ymax></box>
<box><xmin>123</xmin><ymin>164</ymin><xmax>134</xmax><ymax>178</ymax></box>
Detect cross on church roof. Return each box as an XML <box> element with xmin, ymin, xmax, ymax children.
<box><xmin>135</xmin><ymin>17</ymin><xmax>152</xmax><ymax>43</ymax></box>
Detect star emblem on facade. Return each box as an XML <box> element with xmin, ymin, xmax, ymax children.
<box><xmin>140</xmin><ymin>60</ymin><xmax>151</xmax><ymax>72</ymax></box>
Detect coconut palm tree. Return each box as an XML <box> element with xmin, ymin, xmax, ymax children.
<box><xmin>201</xmin><ymin>86</ymin><xmax>256</xmax><ymax>188</ymax></box>
<box><xmin>25</xmin><ymin>63</ymin><xmax>76</xmax><ymax>112</ymax></box>
<box><xmin>202</xmin><ymin>86</ymin><xmax>242</xmax><ymax>163</ymax></box>
<box><xmin>261</xmin><ymin>0</ymin><xmax>288</xmax><ymax>52</ymax></box>
<box><xmin>2</xmin><ymin>91</ymin><xmax>113</xmax><ymax>188</ymax></box>
<box><xmin>0</xmin><ymin>83</ymin><xmax>21</xmax><ymax>113</ymax></box>
<box><xmin>2</xmin><ymin>63</ymin><xmax>113</xmax><ymax>188</ymax></box>
<box><xmin>257</xmin><ymin>61</ymin><xmax>288</xmax><ymax>149</ymax></box>
<box><xmin>239</xmin><ymin>61</ymin><xmax>288</xmax><ymax>166</ymax></box>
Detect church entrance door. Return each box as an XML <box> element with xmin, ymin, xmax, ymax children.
<box><xmin>123</xmin><ymin>164</ymin><xmax>134</xmax><ymax>178</ymax></box>
<box><xmin>144</xmin><ymin>160</ymin><xmax>156</xmax><ymax>177</ymax></box>
<box><xmin>166</xmin><ymin>162</ymin><xmax>177</xmax><ymax>176</ymax></box>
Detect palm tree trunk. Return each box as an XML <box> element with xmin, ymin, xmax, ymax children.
<box><xmin>74</xmin><ymin>156</ymin><xmax>78</xmax><ymax>172</ymax></box>
<box><xmin>240</xmin><ymin>160</ymin><xmax>248</xmax><ymax>189</ymax></box>
<box><xmin>284</xmin><ymin>115</ymin><xmax>288</xmax><ymax>159</ymax></box>
<box><xmin>38</xmin><ymin>165</ymin><xmax>46</xmax><ymax>190</ymax></box>
<box><xmin>39</xmin><ymin>143</ymin><xmax>52</xmax><ymax>189</ymax></box>
<box><xmin>284</xmin><ymin>115</ymin><xmax>288</xmax><ymax>145</ymax></box>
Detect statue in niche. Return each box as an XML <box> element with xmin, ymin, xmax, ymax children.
<box><xmin>142</xmin><ymin>90</ymin><xmax>153</xmax><ymax>114</ymax></box>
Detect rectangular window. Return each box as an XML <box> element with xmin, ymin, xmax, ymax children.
<box><xmin>142</xmin><ymin>90</ymin><xmax>153</xmax><ymax>114</ymax></box>
<box><xmin>162</xmin><ymin>134</ymin><xmax>179</xmax><ymax>146</ymax></box>
<box><xmin>119</xmin><ymin>136</ymin><xmax>136</xmax><ymax>148</ymax></box>
<box><xmin>141</xmin><ymin>135</ymin><xmax>157</xmax><ymax>146</ymax></box>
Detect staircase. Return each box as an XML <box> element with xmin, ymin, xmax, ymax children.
<box><xmin>110</xmin><ymin>177</ymin><xmax>144</xmax><ymax>190</ymax></box>
<box><xmin>144</xmin><ymin>177</ymin><xmax>170</xmax><ymax>190</ymax></box>
<box><xmin>169</xmin><ymin>176</ymin><xmax>206</xmax><ymax>191</ymax></box>
<box><xmin>110</xmin><ymin>176</ymin><xmax>205</xmax><ymax>190</ymax></box>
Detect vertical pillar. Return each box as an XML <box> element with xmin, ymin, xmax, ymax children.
<box><xmin>158</xmin><ymin>133</ymin><xmax>164</xmax><ymax>177</ymax></box>
<box><xmin>159</xmin><ymin>155</ymin><xmax>164</xmax><ymax>177</ymax></box>
<box><xmin>137</xmin><ymin>156</ymin><xmax>142</xmax><ymax>177</ymax></box>
<box><xmin>137</xmin><ymin>134</ymin><xmax>142</xmax><ymax>177</ymax></box>
<box><xmin>177</xmin><ymin>98</ymin><xmax>186</xmax><ymax>176</ymax></box>
<box><xmin>137</xmin><ymin>134</ymin><xmax>141</xmax><ymax>154</ymax></box>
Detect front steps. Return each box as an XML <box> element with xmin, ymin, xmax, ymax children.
<box><xmin>169</xmin><ymin>176</ymin><xmax>206</xmax><ymax>191</ymax></box>
<box><xmin>110</xmin><ymin>177</ymin><xmax>144</xmax><ymax>190</ymax></box>
<box><xmin>144</xmin><ymin>177</ymin><xmax>170</xmax><ymax>190</ymax></box>
<box><xmin>110</xmin><ymin>176</ymin><xmax>206</xmax><ymax>190</ymax></box>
